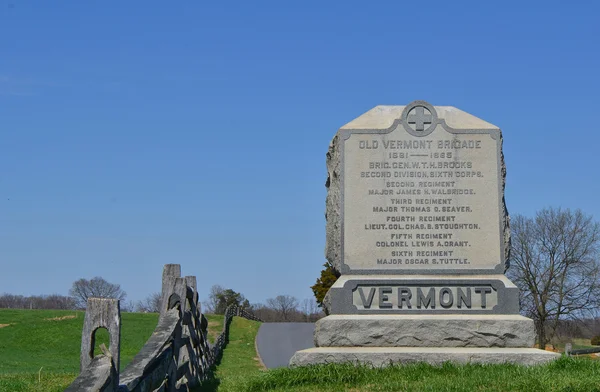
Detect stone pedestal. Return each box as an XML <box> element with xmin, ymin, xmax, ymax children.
<box><xmin>291</xmin><ymin>347</ymin><xmax>559</xmax><ymax>367</ymax></box>
<box><xmin>292</xmin><ymin>101</ymin><xmax>559</xmax><ymax>367</ymax></box>
<box><xmin>312</xmin><ymin>314</ymin><xmax>535</xmax><ymax>348</ymax></box>
<box><xmin>291</xmin><ymin>275</ymin><xmax>559</xmax><ymax>366</ymax></box>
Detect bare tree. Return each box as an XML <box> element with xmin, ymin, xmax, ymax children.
<box><xmin>69</xmin><ymin>277</ymin><xmax>127</xmax><ymax>309</ymax></box>
<box><xmin>507</xmin><ymin>207</ymin><xmax>600</xmax><ymax>349</ymax></box>
<box><xmin>136</xmin><ymin>292</ymin><xmax>161</xmax><ymax>313</ymax></box>
<box><xmin>121</xmin><ymin>300</ymin><xmax>136</xmax><ymax>313</ymax></box>
<box><xmin>300</xmin><ymin>298</ymin><xmax>323</xmax><ymax>322</ymax></box>
<box><xmin>266</xmin><ymin>295</ymin><xmax>298</xmax><ymax>321</ymax></box>
<box><xmin>203</xmin><ymin>285</ymin><xmax>225</xmax><ymax>314</ymax></box>
<box><xmin>301</xmin><ymin>298</ymin><xmax>312</xmax><ymax>322</ymax></box>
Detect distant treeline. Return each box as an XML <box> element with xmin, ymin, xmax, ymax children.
<box><xmin>554</xmin><ymin>318</ymin><xmax>600</xmax><ymax>341</ymax></box>
<box><xmin>0</xmin><ymin>293</ymin><xmax>152</xmax><ymax>313</ymax></box>
<box><xmin>0</xmin><ymin>293</ymin><xmax>75</xmax><ymax>310</ymax></box>
<box><xmin>249</xmin><ymin>303</ymin><xmax>324</xmax><ymax>323</ymax></box>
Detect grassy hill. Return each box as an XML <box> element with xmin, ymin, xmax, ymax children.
<box><xmin>0</xmin><ymin>308</ymin><xmax>158</xmax><ymax>374</ymax></box>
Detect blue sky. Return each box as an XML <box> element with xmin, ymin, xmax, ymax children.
<box><xmin>1</xmin><ymin>1</ymin><xmax>599</xmax><ymax>306</ymax></box>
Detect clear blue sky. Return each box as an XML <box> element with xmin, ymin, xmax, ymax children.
<box><xmin>1</xmin><ymin>1</ymin><xmax>599</xmax><ymax>306</ymax></box>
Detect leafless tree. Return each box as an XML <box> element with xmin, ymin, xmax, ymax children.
<box><xmin>69</xmin><ymin>277</ymin><xmax>127</xmax><ymax>309</ymax></box>
<box><xmin>301</xmin><ymin>298</ymin><xmax>312</xmax><ymax>321</ymax></box>
<box><xmin>203</xmin><ymin>285</ymin><xmax>225</xmax><ymax>314</ymax></box>
<box><xmin>136</xmin><ymin>292</ymin><xmax>161</xmax><ymax>313</ymax></box>
<box><xmin>507</xmin><ymin>207</ymin><xmax>600</xmax><ymax>349</ymax></box>
<box><xmin>121</xmin><ymin>300</ymin><xmax>136</xmax><ymax>313</ymax></box>
<box><xmin>266</xmin><ymin>295</ymin><xmax>298</xmax><ymax>321</ymax></box>
<box><xmin>301</xmin><ymin>298</ymin><xmax>323</xmax><ymax>322</ymax></box>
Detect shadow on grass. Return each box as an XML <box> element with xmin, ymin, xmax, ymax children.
<box><xmin>194</xmin><ymin>356</ymin><xmax>224</xmax><ymax>392</ymax></box>
<box><xmin>195</xmin><ymin>377</ymin><xmax>220</xmax><ymax>392</ymax></box>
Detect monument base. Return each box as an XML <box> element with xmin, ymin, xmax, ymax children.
<box><xmin>290</xmin><ymin>347</ymin><xmax>560</xmax><ymax>367</ymax></box>
<box><xmin>314</xmin><ymin>314</ymin><xmax>535</xmax><ymax>348</ymax></box>
<box><xmin>293</xmin><ymin>275</ymin><xmax>558</xmax><ymax>367</ymax></box>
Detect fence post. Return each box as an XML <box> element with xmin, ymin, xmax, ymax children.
<box><xmin>565</xmin><ymin>343</ymin><xmax>572</xmax><ymax>356</ymax></box>
<box><xmin>159</xmin><ymin>264</ymin><xmax>181</xmax><ymax>319</ymax></box>
<box><xmin>80</xmin><ymin>298</ymin><xmax>121</xmax><ymax>373</ymax></box>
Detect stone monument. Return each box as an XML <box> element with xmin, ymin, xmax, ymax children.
<box><xmin>290</xmin><ymin>101</ymin><xmax>559</xmax><ymax>366</ymax></box>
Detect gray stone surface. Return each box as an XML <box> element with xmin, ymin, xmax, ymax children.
<box><xmin>256</xmin><ymin>323</ymin><xmax>315</xmax><ymax>369</ymax></box>
<box><xmin>290</xmin><ymin>347</ymin><xmax>560</xmax><ymax>367</ymax></box>
<box><xmin>314</xmin><ymin>314</ymin><xmax>535</xmax><ymax>348</ymax></box>
<box><xmin>326</xmin><ymin>102</ymin><xmax>510</xmax><ymax>276</ymax></box>
<box><xmin>325</xmin><ymin>134</ymin><xmax>343</xmax><ymax>280</ymax></box>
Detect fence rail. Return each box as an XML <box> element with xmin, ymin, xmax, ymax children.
<box><xmin>564</xmin><ymin>343</ymin><xmax>600</xmax><ymax>356</ymax></box>
<box><xmin>64</xmin><ymin>264</ymin><xmax>262</xmax><ymax>392</ymax></box>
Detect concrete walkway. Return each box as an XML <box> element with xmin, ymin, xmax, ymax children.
<box><xmin>255</xmin><ymin>323</ymin><xmax>315</xmax><ymax>369</ymax></box>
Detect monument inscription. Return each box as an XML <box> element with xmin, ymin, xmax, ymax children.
<box><xmin>352</xmin><ymin>284</ymin><xmax>497</xmax><ymax>311</ymax></box>
<box><xmin>341</xmin><ymin>101</ymin><xmax>503</xmax><ymax>273</ymax></box>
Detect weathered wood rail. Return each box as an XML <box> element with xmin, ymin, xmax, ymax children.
<box><xmin>64</xmin><ymin>264</ymin><xmax>262</xmax><ymax>392</ymax></box>
<box><xmin>564</xmin><ymin>343</ymin><xmax>600</xmax><ymax>356</ymax></box>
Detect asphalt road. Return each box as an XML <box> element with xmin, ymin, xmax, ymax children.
<box><xmin>256</xmin><ymin>322</ymin><xmax>315</xmax><ymax>369</ymax></box>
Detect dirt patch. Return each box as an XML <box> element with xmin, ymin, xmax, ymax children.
<box><xmin>45</xmin><ymin>315</ymin><xmax>77</xmax><ymax>321</ymax></box>
<box><xmin>0</xmin><ymin>324</ymin><xmax>10</xmax><ymax>328</ymax></box>
<box><xmin>253</xmin><ymin>356</ymin><xmax>266</xmax><ymax>370</ymax></box>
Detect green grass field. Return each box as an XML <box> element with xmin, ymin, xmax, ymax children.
<box><xmin>225</xmin><ymin>358</ymin><xmax>600</xmax><ymax>392</ymax></box>
<box><xmin>0</xmin><ymin>309</ymin><xmax>158</xmax><ymax>374</ymax></box>
<box><xmin>2</xmin><ymin>308</ymin><xmax>600</xmax><ymax>392</ymax></box>
<box><xmin>195</xmin><ymin>316</ymin><xmax>263</xmax><ymax>392</ymax></box>
<box><xmin>0</xmin><ymin>308</ymin><xmax>161</xmax><ymax>391</ymax></box>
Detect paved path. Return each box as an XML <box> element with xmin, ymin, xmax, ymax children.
<box><xmin>256</xmin><ymin>322</ymin><xmax>315</xmax><ymax>369</ymax></box>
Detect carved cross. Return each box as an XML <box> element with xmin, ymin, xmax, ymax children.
<box><xmin>407</xmin><ymin>106</ymin><xmax>433</xmax><ymax>131</ymax></box>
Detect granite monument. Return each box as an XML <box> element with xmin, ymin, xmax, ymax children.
<box><xmin>290</xmin><ymin>101</ymin><xmax>559</xmax><ymax>366</ymax></box>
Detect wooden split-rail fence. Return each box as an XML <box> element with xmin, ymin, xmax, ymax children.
<box><xmin>64</xmin><ymin>264</ymin><xmax>261</xmax><ymax>392</ymax></box>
